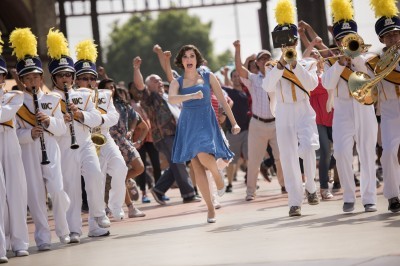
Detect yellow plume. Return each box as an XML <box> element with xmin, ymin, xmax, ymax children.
<box><xmin>9</xmin><ymin>28</ymin><xmax>38</xmax><ymax>61</ymax></box>
<box><xmin>75</xmin><ymin>40</ymin><xmax>97</xmax><ymax>63</ymax></box>
<box><xmin>331</xmin><ymin>0</ymin><xmax>354</xmax><ymax>23</ymax></box>
<box><xmin>274</xmin><ymin>0</ymin><xmax>296</xmax><ymax>25</ymax></box>
<box><xmin>370</xmin><ymin>0</ymin><xmax>399</xmax><ymax>18</ymax></box>
<box><xmin>47</xmin><ymin>28</ymin><xmax>70</xmax><ymax>59</ymax></box>
<box><xmin>0</xmin><ymin>32</ymin><xmax>3</xmax><ymax>54</ymax></box>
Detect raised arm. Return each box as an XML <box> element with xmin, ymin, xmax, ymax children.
<box><xmin>133</xmin><ymin>56</ymin><xmax>145</xmax><ymax>91</ymax></box>
<box><xmin>163</xmin><ymin>51</ymin><xmax>175</xmax><ymax>83</ymax></box>
<box><xmin>233</xmin><ymin>40</ymin><xmax>250</xmax><ymax>79</ymax></box>
<box><xmin>303</xmin><ymin>37</ymin><xmax>322</xmax><ymax>58</ymax></box>
<box><xmin>298</xmin><ymin>21</ymin><xmax>311</xmax><ymax>48</ymax></box>
<box><xmin>220</xmin><ymin>66</ymin><xmax>233</xmax><ymax>87</ymax></box>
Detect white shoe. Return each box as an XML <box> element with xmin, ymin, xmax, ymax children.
<box><xmin>14</xmin><ymin>250</ymin><xmax>29</xmax><ymax>257</ymax></box>
<box><xmin>110</xmin><ymin>208</ymin><xmax>125</xmax><ymax>221</ymax></box>
<box><xmin>59</xmin><ymin>234</ymin><xmax>71</xmax><ymax>244</ymax></box>
<box><xmin>38</xmin><ymin>243</ymin><xmax>51</xmax><ymax>251</ymax></box>
<box><xmin>94</xmin><ymin>215</ymin><xmax>111</xmax><ymax>228</ymax></box>
<box><xmin>207</xmin><ymin>217</ymin><xmax>217</xmax><ymax>223</ymax></box>
<box><xmin>88</xmin><ymin>227</ymin><xmax>110</xmax><ymax>237</ymax></box>
<box><xmin>213</xmin><ymin>199</ymin><xmax>221</xmax><ymax>209</ymax></box>
<box><xmin>128</xmin><ymin>205</ymin><xmax>146</xmax><ymax>218</ymax></box>
<box><xmin>0</xmin><ymin>256</ymin><xmax>8</xmax><ymax>263</ymax></box>
<box><xmin>69</xmin><ymin>232</ymin><xmax>80</xmax><ymax>243</ymax></box>
<box><xmin>217</xmin><ymin>186</ymin><xmax>226</xmax><ymax>197</ymax></box>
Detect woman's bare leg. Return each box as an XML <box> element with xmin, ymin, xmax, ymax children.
<box><xmin>197</xmin><ymin>152</ymin><xmax>224</xmax><ymax>190</ymax></box>
<box><xmin>191</xmin><ymin>157</ymin><xmax>215</xmax><ymax>219</ymax></box>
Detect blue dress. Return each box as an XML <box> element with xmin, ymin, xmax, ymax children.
<box><xmin>172</xmin><ymin>71</ymin><xmax>234</xmax><ymax>164</ymax></box>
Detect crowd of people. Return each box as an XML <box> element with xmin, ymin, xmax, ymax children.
<box><xmin>0</xmin><ymin>0</ymin><xmax>400</xmax><ymax>263</ymax></box>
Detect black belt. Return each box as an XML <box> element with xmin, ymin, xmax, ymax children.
<box><xmin>252</xmin><ymin>114</ymin><xmax>275</xmax><ymax>123</ymax></box>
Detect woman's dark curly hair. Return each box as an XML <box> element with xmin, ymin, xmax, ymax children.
<box><xmin>174</xmin><ymin>44</ymin><xmax>205</xmax><ymax>70</ymax></box>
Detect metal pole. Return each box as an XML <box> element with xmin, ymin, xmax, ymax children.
<box><xmin>90</xmin><ymin>0</ymin><xmax>103</xmax><ymax>66</ymax></box>
<box><xmin>58</xmin><ymin>0</ymin><xmax>68</xmax><ymax>37</ymax></box>
<box><xmin>234</xmin><ymin>3</ymin><xmax>241</xmax><ymax>41</ymax></box>
<box><xmin>258</xmin><ymin>0</ymin><xmax>271</xmax><ymax>51</ymax></box>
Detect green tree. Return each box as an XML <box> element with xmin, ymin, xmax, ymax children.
<box><xmin>105</xmin><ymin>9</ymin><xmax>217</xmax><ymax>84</ymax></box>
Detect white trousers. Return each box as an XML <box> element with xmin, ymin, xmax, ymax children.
<box><xmin>0</xmin><ymin>163</ymin><xmax>6</xmax><ymax>257</ymax></box>
<box><xmin>275</xmin><ymin>100</ymin><xmax>320</xmax><ymax>207</ymax></box>
<box><xmin>333</xmin><ymin>98</ymin><xmax>378</xmax><ymax>205</ymax></box>
<box><xmin>380</xmin><ymin>100</ymin><xmax>400</xmax><ymax>199</ymax></box>
<box><xmin>20</xmin><ymin>136</ymin><xmax>70</xmax><ymax>246</ymax></box>
<box><xmin>57</xmin><ymin>135</ymin><xmax>106</xmax><ymax>235</ymax></box>
<box><xmin>0</xmin><ymin>129</ymin><xmax>29</xmax><ymax>252</ymax></box>
<box><xmin>246</xmin><ymin>118</ymin><xmax>284</xmax><ymax>196</ymax></box>
<box><xmin>99</xmin><ymin>135</ymin><xmax>127</xmax><ymax>215</ymax></box>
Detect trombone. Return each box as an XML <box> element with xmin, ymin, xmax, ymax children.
<box><xmin>319</xmin><ymin>34</ymin><xmax>371</xmax><ymax>60</ymax></box>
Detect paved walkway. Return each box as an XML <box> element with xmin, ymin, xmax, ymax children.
<box><xmin>5</xmin><ymin>171</ymin><xmax>400</xmax><ymax>266</ymax></box>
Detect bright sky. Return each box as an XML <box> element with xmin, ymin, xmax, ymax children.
<box><xmin>66</xmin><ymin>0</ymin><xmax>386</xmax><ymax>64</ymax></box>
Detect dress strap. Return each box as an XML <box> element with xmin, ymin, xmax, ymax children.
<box><xmin>177</xmin><ymin>76</ymin><xmax>184</xmax><ymax>91</ymax></box>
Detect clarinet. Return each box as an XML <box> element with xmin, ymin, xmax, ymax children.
<box><xmin>32</xmin><ymin>87</ymin><xmax>50</xmax><ymax>165</ymax></box>
<box><xmin>63</xmin><ymin>83</ymin><xmax>79</xmax><ymax>149</ymax></box>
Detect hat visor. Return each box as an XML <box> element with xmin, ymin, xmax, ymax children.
<box><xmin>380</xmin><ymin>27</ymin><xmax>400</xmax><ymax>37</ymax></box>
<box><xmin>53</xmin><ymin>67</ymin><xmax>76</xmax><ymax>74</ymax></box>
<box><xmin>76</xmin><ymin>70</ymin><xmax>98</xmax><ymax>78</ymax></box>
<box><xmin>19</xmin><ymin>69</ymin><xmax>43</xmax><ymax>77</ymax></box>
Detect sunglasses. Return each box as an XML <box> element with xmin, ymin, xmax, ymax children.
<box><xmin>78</xmin><ymin>77</ymin><xmax>96</xmax><ymax>81</ymax></box>
<box><xmin>56</xmin><ymin>72</ymin><xmax>73</xmax><ymax>78</ymax></box>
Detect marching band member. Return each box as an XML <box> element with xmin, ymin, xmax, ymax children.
<box><xmin>73</xmin><ymin>40</ymin><xmax>132</xmax><ymax>221</ymax></box>
<box><xmin>262</xmin><ymin>0</ymin><xmax>320</xmax><ymax>217</ymax></box>
<box><xmin>11</xmin><ymin>28</ymin><xmax>71</xmax><ymax>251</ymax></box>
<box><xmin>322</xmin><ymin>0</ymin><xmax>378</xmax><ymax>213</ymax></box>
<box><xmin>0</xmin><ymin>35</ymin><xmax>7</xmax><ymax>264</ymax></box>
<box><xmin>0</xmin><ymin>33</ymin><xmax>29</xmax><ymax>261</ymax></box>
<box><xmin>50</xmin><ymin>36</ymin><xmax>110</xmax><ymax>241</ymax></box>
<box><xmin>368</xmin><ymin>0</ymin><xmax>400</xmax><ymax>213</ymax></box>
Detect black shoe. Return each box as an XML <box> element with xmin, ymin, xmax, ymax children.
<box><xmin>150</xmin><ymin>189</ymin><xmax>166</xmax><ymax>205</ymax></box>
<box><xmin>289</xmin><ymin>206</ymin><xmax>301</xmax><ymax>217</ymax></box>
<box><xmin>183</xmin><ymin>195</ymin><xmax>202</xmax><ymax>203</ymax></box>
<box><xmin>194</xmin><ymin>186</ymin><xmax>200</xmax><ymax>197</ymax></box>
<box><xmin>376</xmin><ymin>167</ymin><xmax>383</xmax><ymax>182</ymax></box>
<box><xmin>81</xmin><ymin>204</ymin><xmax>89</xmax><ymax>214</ymax></box>
<box><xmin>354</xmin><ymin>175</ymin><xmax>360</xmax><ymax>187</ymax></box>
<box><xmin>388</xmin><ymin>197</ymin><xmax>400</xmax><ymax>213</ymax></box>
<box><xmin>259</xmin><ymin>162</ymin><xmax>271</xmax><ymax>182</ymax></box>
<box><xmin>225</xmin><ymin>184</ymin><xmax>232</xmax><ymax>193</ymax></box>
<box><xmin>332</xmin><ymin>182</ymin><xmax>341</xmax><ymax>193</ymax></box>
<box><xmin>281</xmin><ymin>186</ymin><xmax>287</xmax><ymax>194</ymax></box>
<box><xmin>376</xmin><ymin>179</ymin><xmax>382</xmax><ymax>188</ymax></box>
<box><xmin>305</xmin><ymin>190</ymin><xmax>320</xmax><ymax>205</ymax></box>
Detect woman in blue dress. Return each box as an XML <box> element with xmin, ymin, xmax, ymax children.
<box><xmin>169</xmin><ymin>44</ymin><xmax>241</xmax><ymax>223</ymax></box>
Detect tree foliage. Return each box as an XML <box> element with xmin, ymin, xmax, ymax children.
<box><xmin>105</xmin><ymin>9</ymin><xmax>219</xmax><ymax>84</ymax></box>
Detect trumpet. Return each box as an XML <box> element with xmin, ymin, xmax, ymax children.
<box><xmin>91</xmin><ymin>86</ymin><xmax>107</xmax><ymax>155</ymax></box>
<box><xmin>63</xmin><ymin>83</ymin><xmax>79</xmax><ymax>149</ymax></box>
<box><xmin>32</xmin><ymin>86</ymin><xmax>50</xmax><ymax>165</ymax></box>
<box><xmin>283</xmin><ymin>47</ymin><xmax>297</xmax><ymax>65</ymax></box>
<box><xmin>348</xmin><ymin>42</ymin><xmax>400</xmax><ymax>105</ymax></box>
